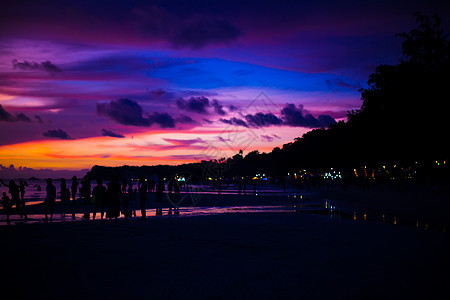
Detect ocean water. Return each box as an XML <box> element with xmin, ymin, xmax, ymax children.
<box><xmin>0</xmin><ymin>179</ymin><xmax>298</xmax><ymax>204</ymax></box>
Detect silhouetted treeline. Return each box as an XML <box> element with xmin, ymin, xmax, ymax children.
<box><xmin>88</xmin><ymin>13</ymin><xmax>449</xmax><ymax>182</ymax></box>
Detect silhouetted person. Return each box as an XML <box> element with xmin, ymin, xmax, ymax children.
<box><xmin>122</xmin><ymin>181</ymin><xmax>127</xmax><ymax>194</ymax></box>
<box><xmin>122</xmin><ymin>181</ymin><xmax>130</xmax><ymax>219</ymax></box>
<box><xmin>19</xmin><ymin>180</ymin><xmax>25</xmax><ymax>206</ymax></box>
<box><xmin>81</xmin><ymin>177</ymin><xmax>91</xmax><ymax>204</ymax></box>
<box><xmin>107</xmin><ymin>176</ymin><xmax>121</xmax><ymax>221</ymax></box>
<box><xmin>156</xmin><ymin>178</ymin><xmax>164</xmax><ymax>202</ymax></box>
<box><xmin>92</xmin><ymin>178</ymin><xmax>107</xmax><ymax>220</ymax></box>
<box><xmin>1</xmin><ymin>192</ymin><xmax>11</xmax><ymax>223</ymax></box>
<box><xmin>1</xmin><ymin>179</ymin><xmax>27</xmax><ymax>221</ymax></box>
<box><xmin>71</xmin><ymin>176</ymin><xmax>79</xmax><ymax>205</ymax></box>
<box><xmin>149</xmin><ymin>179</ymin><xmax>155</xmax><ymax>192</ymax></box>
<box><xmin>174</xmin><ymin>180</ymin><xmax>180</xmax><ymax>203</ymax></box>
<box><xmin>138</xmin><ymin>177</ymin><xmax>148</xmax><ymax>219</ymax></box>
<box><xmin>128</xmin><ymin>182</ymin><xmax>133</xmax><ymax>201</ymax></box>
<box><xmin>168</xmin><ymin>178</ymin><xmax>174</xmax><ymax>202</ymax></box>
<box><xmin>173</xmin><ymin>180</ymin><xmax>180</xmax><ymax>215</ymax></box>
<box><xmin>44</xmin><ymin>178</ymin><xmax>56</xmax><ymax>222</ymax></box>
<box><xmin>60</xmin><ymin>178</ymin><xmax>67</xmax><ymax>205</ymax></box>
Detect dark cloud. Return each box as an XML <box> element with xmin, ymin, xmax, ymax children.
<box><xmin>177</xmin><ymin>97</ymin><xmax>229</xmax><ymax>116</ymax></box>
<box><xmin>219</xmin><ymin>112</ymin><xmax>282</xmax><ymax>128</ymax></box>
<box><xmin>149</xmin><ymin>88</ymin><xmax>167</xmax><ymax>97</ymax></box>
<box><xmin>34</xmin><ymin>115</ymin><xmax>44</xmax><ymax>124</ymax></box>
<box><xmin>281</xmin><ymin>103</ymin><xmax>334</xmax><ymax>128</ymax></box>
<box><xmin>0</xmin><ymin>105</ymin><xmax>16</xmax><ymax>122</ymax></box>
<box><xmin>219</xmin><ymin>117</ymin><xmax>248</xmax><ymax>127</ymax></box>
<box><xmin>326</xmin><ymin>78</ymin><xmax>361</xmax><ymax>91</ymax></box>
<box><xmin>97</xmin><ymin>99</ymin><xmax>151</xmax><ymax>126</ymax></box>
<box><xmin>244</xmin><ymin>112</ymin><xmax>282</xmax><ymax>127</ymax></box>
<box><xmin>217</xmin><ymin>136</ymin><xmax>231</xmax><ymax>143</ymax></box>
<box><xmin>97</xmin><ymin>98</ymin><xmax>175</xmax><ymax>128</ymax></box>
<box><xmin>101</xmin><ymin>129</ymin><xmax>125</xmax><ymax>138</ymax></box>
<box><xmin>148</xmin><ymin>112</ymin><xmax>175</xmax><ymax>128</ymax></box>
<box><xmin>176</xmin><ymin>96</ymin><xmax>210</xmax><ymax>114</ymax></box>
<box><xmin>15</xmin><ymin>113</ymin><xmax>31</xmax><ymax>122</ymax></box>
<box><xmin>212</xmin><ymin>99</ymin><xmax>226</xmax><ymax>116</ymax></box>
<box><xmin>260</xmin><ymin>134</ymin><xmax>282</xmax><ymax>142</ymax></box>
<box><xmin>0</xmin><ymin>105</ymin><xmax>34</xmax><ymax>123</ymax></box>
<box><xmin>175</xmin><ymin>115</ymin><xmax>197</xmax><ymax>124</ymax></box>
<box><xmin>228</xmin><ymin>105</ymin><xmax>239</xmax><ymax>112</ymax></box>
<box><xmin>12</xmin><ymin>59</ymin><xmax>62</xmax><ymax>74</ymax></box>
<box><xmin>219</xmin><ymin>104</ymin><xmax>336</xmax><ymax>129</ymax></box>
<box><xmin>318</xmin><ymin>115</ymin><xmax>337</xmax><ymax>127</ymax></box>
<box><xmin>42</xmin><ymin>129</ymin><xmax>73</xmax><ymax>140</ymax></box>
<box><xmin>132</xmin><ymin>6</ymin><xmax>240</xmax><ymax>49</ymax></box>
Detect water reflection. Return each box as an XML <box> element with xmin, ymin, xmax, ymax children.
<box><xmin>0</xmin><ymin>197</ymin><xmax>447</xmax><ymax>233</ymax></box>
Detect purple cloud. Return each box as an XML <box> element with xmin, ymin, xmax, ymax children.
<box><xmin>260</xmin><ymin>134</ymin><xmax>282</xmax><ymax>142</ymax></box>
<box><xmin>281</xmin><ymin>104</ymin><xmax>334</xmax><ymax>128</ymax></box>
<box><xmin>42</xmin><ymin>129</ymin><xmax>73</xmax><ymax>140</ymax></box>
<box><xmin>212</xmin><ymin>99</ymin><xmax>226</xmax><ymax>116</ymax></box>
<box><xmin>244</xmin><ymin>112</ymin><xmax>282</xmax><ymax>127</ymax></box>
<box><xmin>176</xmin><ymin>96</ymin><xmax>210</xmax><ymax>114</ymax></box>
<box><xmin>0</xmin><ymin>105</ymin><xmax>33</xmax><ymax>123</ymax></box>
<box><xmin>12</xmin><ymin>59</ymin><xmax>62</xmax><ymax>74</ymax></box>
<box><xmin>101</xmin><ymin>129</ymin><xmax>125</xmax><ymax>138</ymax></box>
<box><xmin>97</xmin><ymin>99</ymin><xmax>175</xmax><ymax>128</ymax></box>
<box><xmin>219</xmin><ymin>104</ymin><xmax>336</xmax><ymax>129</ymax></box>
<box><xmin>175</xmin><ymin>115</ymin><xmax>197</xmax><ymax>124</ymax></box>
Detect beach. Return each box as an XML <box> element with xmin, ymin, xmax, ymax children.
<box><xmin>1</xmin><ymin>186</ymin><xmax>450</xmax><ymax>299</ymax></box>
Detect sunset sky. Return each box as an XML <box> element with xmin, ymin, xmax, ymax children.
<box><xmin>1</xmin><ymin>0</ymin><xmax>449</xmax><ymax>174</ymax></box>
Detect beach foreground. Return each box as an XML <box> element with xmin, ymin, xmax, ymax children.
<box><xmin>2</xmin><ymin>211</ymin><xmax>449</xmax><ymax>299</ymax></box>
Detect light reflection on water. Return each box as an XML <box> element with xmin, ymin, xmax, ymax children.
<box><xmin>0</xmin><ymin>204</ymin><xmax>331</xmax><ymax>225</ymax></box>
<box><xmin>0</xmin><ymin>203</ymin><xmax>447</xmax><ymax>233</ymax></box>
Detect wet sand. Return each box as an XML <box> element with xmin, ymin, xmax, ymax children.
<box><xmin>1</xmin><ymin>189</ymin><xmax>449</xmax><ymax>299</ymax></box>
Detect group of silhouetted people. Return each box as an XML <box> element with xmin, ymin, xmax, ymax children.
<box><xmin>1</xmin><ymin>175</ymin><xmax>182</xmax><ymax>223</ymax></box>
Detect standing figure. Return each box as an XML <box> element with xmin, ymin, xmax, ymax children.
<box><xmin>173</xmin><ymin>179</ymin><xmax>180</xmax><ymax>215</ymax></box>
<box><xmin>1</xmin><ymin>179</ymin><xmax>27</xmax><ymax>221</ymax></box>
<box><xmin>92</xmin><ymin>178</ymin><xmax>107</xmax><ymax>220</ymax></box>
<box><xmin>60</xmin><ymin>178</ymin><xmax>67</xmax><ymax>205</ymax></box>
<box><xmin>1</xmin><ymin>192</ymin><xmax>11</xmax><ymax>223</ymax></box>
<box><xmin>122</xmin><ymin>181</ymin><xmax>129</xmax><ymax>219</ymax></box>
<box><xmin>44</xmin><ymin>178</ymin><xmax>56</xmax><ymax>222</ymax></box>
<box><xmin>138</xmin><ymin>177</ymin><xmax>148</xmax><ymax>219</ymax></box>
<box><xmin>107</xmin><ymin>176</ymin><xmax>121</xmax><ymax>221</ymax></box>
<box><xmin>71</xmin><ymin>176</ymin><xmax>79</xmax><ymax>205</ymax></box>
<box><xmin>19</xmin><ymin>180</ymin><xmax>26</xmax><ymax>206</ymax></box>
<box><xmin>81</xmin><ymin>177</ymin><xmax>91</xmax><ymax>205</ymax></box>
<box><xmin>128</xmin><ymin>182</ymin><xmax>133</xmax><ymax>202</ymax></box>
<box><xmin>156</xmin><ymin>178</ymin><xmax>164</xmax><ymax>202</ymax></box>
<box><xmin>168</xmin><ymin>178</ymin><xmax>174</xmax><ymax>203</ymax></box>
